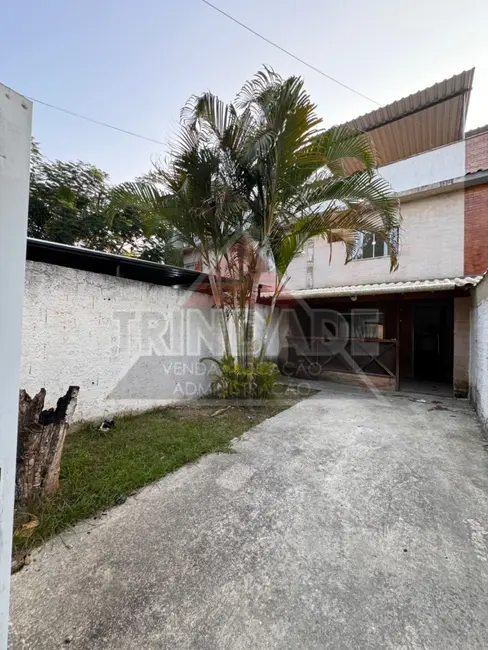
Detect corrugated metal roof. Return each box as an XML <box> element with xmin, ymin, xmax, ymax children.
<box><xmin>342</xmin><ymin>69</ymin><xmax>475</xmax><ymax>172</ymax></box>
<box><xmin>274</xmin><ymin>275</ymin><xmax>483</xmax><ymax>300</ymax></box>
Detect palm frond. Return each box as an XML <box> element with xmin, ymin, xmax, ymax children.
<box><xmin>235</xmin><ymin>66</ymin><xmax>283</xmax><ymax>110</ymax></box>
<box><xmin>312</xmin><ymin>125</ymin><xmax>378</xmax><ymax>175</ymax></box>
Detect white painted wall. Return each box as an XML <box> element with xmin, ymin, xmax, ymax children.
<box><xmin>287</xmin><ymin>190</ymin><xmax>465</xmax><ymax>290</ymax></box>
<box><xmin>21</xmin><ymin>262</ymin><xmax>280</xmax><ymax>422</ymax></box>
<box><xmin>252</xmin><ymin>303</ymin><xmax>281</xmax><ymax>361</ymax></box>
<box><xmin>184</xmin><ymin>142</ymin><xmax>466</xmax><ymax>294</ymax></box>
<box><xmin>379</xmin><ymin>141</ymin><xmax>465</xmax><ymax>193</ymax></box>
<box><xmin>470</xmin><ymin>276</ymin><xmax>488</xmax><ymax>430</ymax></box>
<box><xmin>0</xmin><ymin>86</ymin><xmax>32</xmax><ymax>649</ymax></box>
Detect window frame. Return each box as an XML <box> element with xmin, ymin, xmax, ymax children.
<box><xmin>353</xmin><ymin>228</ymin><xmax>399</xmax><ymax>261</ymax></box>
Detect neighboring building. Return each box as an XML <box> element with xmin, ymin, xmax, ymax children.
<box><xmin>276</xmin><ymin>69</ymin><xmax>488</xmax><ymax>397</ymax></box>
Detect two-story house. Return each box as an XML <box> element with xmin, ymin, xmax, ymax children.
<box><xmin>275</xmin><ymin>68</ymin><xmax>488</xmax><ymax>398</ymax></box>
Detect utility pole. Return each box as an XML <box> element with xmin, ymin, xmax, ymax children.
<box><xmin>0</xmin><ymin>85</ymin><xmax>32</xmax><ymax>648</ymax></box>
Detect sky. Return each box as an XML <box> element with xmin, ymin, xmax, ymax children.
<box><xmin>2</xmin><ymin>0</ymin><xmax>488</xmax><ymax>183</ymax></box>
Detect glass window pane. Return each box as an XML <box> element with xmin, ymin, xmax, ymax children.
<box><xmin>390</xmin><ymin>227</ymin><xmax>399</xmax><ymax>253</ymax></box>
<box><xmin>362</xmin><ymin>233</ymin><xmax>374</xmax><ymax>258</ymax></box>
<box><xmin>374</xmin><ymin>237</ymin><xmax>386</xmax><ymax>257</ymax></box>
<box><xmin>354</xmin><ymin>234</ymin><xmax>363</xmax><ymax>259</ymax></box>
<box><xmin>351</xmin><ymin>310</ymin><xmax>385</xmax><ymax>339</ymax></box>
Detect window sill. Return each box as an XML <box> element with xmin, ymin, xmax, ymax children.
<box><xmin>349</xmin><ymin>255</ymin><xmax>391</xmax><ymax>263</ymax></box>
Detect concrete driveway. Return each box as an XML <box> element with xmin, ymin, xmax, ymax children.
<box><xmin>9</xmin><ymin>384</ymin><xmax>488</xmax><ymax>649</ymax></box>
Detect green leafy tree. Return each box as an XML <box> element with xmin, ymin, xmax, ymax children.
<box><xmin>28</xmin><ymin>144</ymin><xmax>181</xmax><ymax>264</ymax></box>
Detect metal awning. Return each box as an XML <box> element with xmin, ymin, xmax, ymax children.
<box><xmin>273</xmin><ymin>275</ymin><xmax>483</xmax><ymax>300</ymax></box>
<box><xmin>342</xmin><ymin>69</ymin><xmax>475</xmax><ymax>172</ymax></box>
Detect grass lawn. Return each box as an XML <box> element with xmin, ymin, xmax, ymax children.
<box><xmin>13</xmin><ymin>385</ymin><xmax>314</xmax><ymax>561</ymax></box>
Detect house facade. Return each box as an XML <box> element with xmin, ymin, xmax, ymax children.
<box><xmin>275</xmin><ymin>69</ymin><xmax>488</xmax><ymax>397</ymax></box>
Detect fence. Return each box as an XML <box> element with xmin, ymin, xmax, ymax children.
<box><xmin>284</xmin><ymin>336</ymin><xmax>398</xmax><ymax>389</ymax></box>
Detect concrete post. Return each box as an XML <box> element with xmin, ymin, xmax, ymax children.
<box><xmin>0</xmin><ymin>85</ymin><xmax>32</xmax><ymax>648</ymax></box>
<box><xmin>454</xmin><ymin>296</ymin><xmax>471</xmax><ymax>398</ymax></box>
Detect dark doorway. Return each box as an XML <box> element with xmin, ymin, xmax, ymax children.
<box><xmin>413</xmin><ymin>300</ymin><xmax>453</xmax><ymax>383</ymax></box>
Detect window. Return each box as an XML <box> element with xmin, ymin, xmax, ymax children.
<box><xmin>355</xmin><ymin>228</ymin><xmax>399</xmax><ymax>260</ymax></box>
<box><xmin>350</xmin><ymin>310</ymin><xmax>385</xmax><ymax>340</ymax></box>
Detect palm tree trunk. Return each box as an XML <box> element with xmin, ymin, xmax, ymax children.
<box><xmin>208</xmin><ymin>272</ymin><xmax>232</xmax><ymax>358</ymax></box>
<box><xmin>258</xmin><ymin>278</ymin><xmax>288</xmax><ymax>362</ymax></box>
<box><xmin>218</xmin><ymin>306</ymin><xmax>232</xmax><ymax>358</ymax></box>
<box><xmin>258</xmin><ymin>292</ymin><xmax>278</xmax><ymax>363</ymax></box>
<box><xmin>237</xmin><ymin>252</ymin><xmax>246</xmax><ymax>366</ymax></box>
<box><xmin>238</xmin><ymin>306</ymin><xmax>246</xmax><ymax>365</ymax></box>
<box><xmin>244</xmin><ymin>272</ymin><xmax>260</xmax><ymax>367</ymax></box>
<box><xmin>231</xmin><ymin>300</ymin><xmax>245</xmax><ymax>366</ymax></box>
<box><xmin>230</xmin><ymin>303</ymin><xmax>242</xmax><ymax>365</ymax></box>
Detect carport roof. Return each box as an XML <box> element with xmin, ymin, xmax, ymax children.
<box><xmin>341</xmin><ymin>68</ymin><xmax>475</xmax><ymax>172</ymax></box>
<box><xmin>273</xmin><ymin>275</ymin><xmax>484</xmax><ymax>300</ymax></box>
<box><xmin>26</xmin><ymin>238</ymin><xmax>210</xmax><ymax>289</ymax></box>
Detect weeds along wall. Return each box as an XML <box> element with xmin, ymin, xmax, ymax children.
<box><xmin>21</xmin><ymin>261</ymin><xmax>280</xmax><ymax>422</ymax></box>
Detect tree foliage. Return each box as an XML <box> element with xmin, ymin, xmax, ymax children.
<box><xmin>28</xmin><ymin>143</ymin><xmax>181</xmax><ymax>264</ymax></box>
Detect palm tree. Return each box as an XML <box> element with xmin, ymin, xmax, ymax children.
<box><xmin>113</xmin><ymin>67</ymin><xmax>401</xmax><ymax>368</ymax></box>
<box><xmin>112</xmin><ymin>131</ymin><xmax>246</xmax><ymax>357</ymax></box>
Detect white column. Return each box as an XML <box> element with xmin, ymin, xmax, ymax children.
<box><xmin>0</xmin><ymin>85</ymin><xmax>32</xmax><ymax>648</ymax></box>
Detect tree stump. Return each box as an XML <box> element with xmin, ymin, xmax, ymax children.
<box><xmin>16</xmin><ymin>386</ymin><xmax>79</xmax><ymax>506</ymax></box>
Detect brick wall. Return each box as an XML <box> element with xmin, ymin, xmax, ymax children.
<box><xmin>466</xmin><ymin>132</ymin><xmax>488</xmax><ymax>174</ymax></box>
<box><xmin>453</xmin><ymin>296</ymin><xmax>471</xmax><ymax>397</ymax></box>
<box><xmin>464</xmin><ymin>184</ymin><xmax>488</xmax><ymax>275</ymax></box>
<box><xmin>464</xmin><ymin>133</ymin><xmax>488</xmax><ymax>275</ymax></box>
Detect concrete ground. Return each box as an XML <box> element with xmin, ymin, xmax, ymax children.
<box><xmin>9</xmin><ymin>383</ymin><xmax>488</xmax><ymax>649</ymax></box>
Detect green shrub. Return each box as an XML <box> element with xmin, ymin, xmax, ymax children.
<box><xmin>204</xmin><ymin>356</ymin><xmax>279</xmax><ymax>400</ymax></box>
